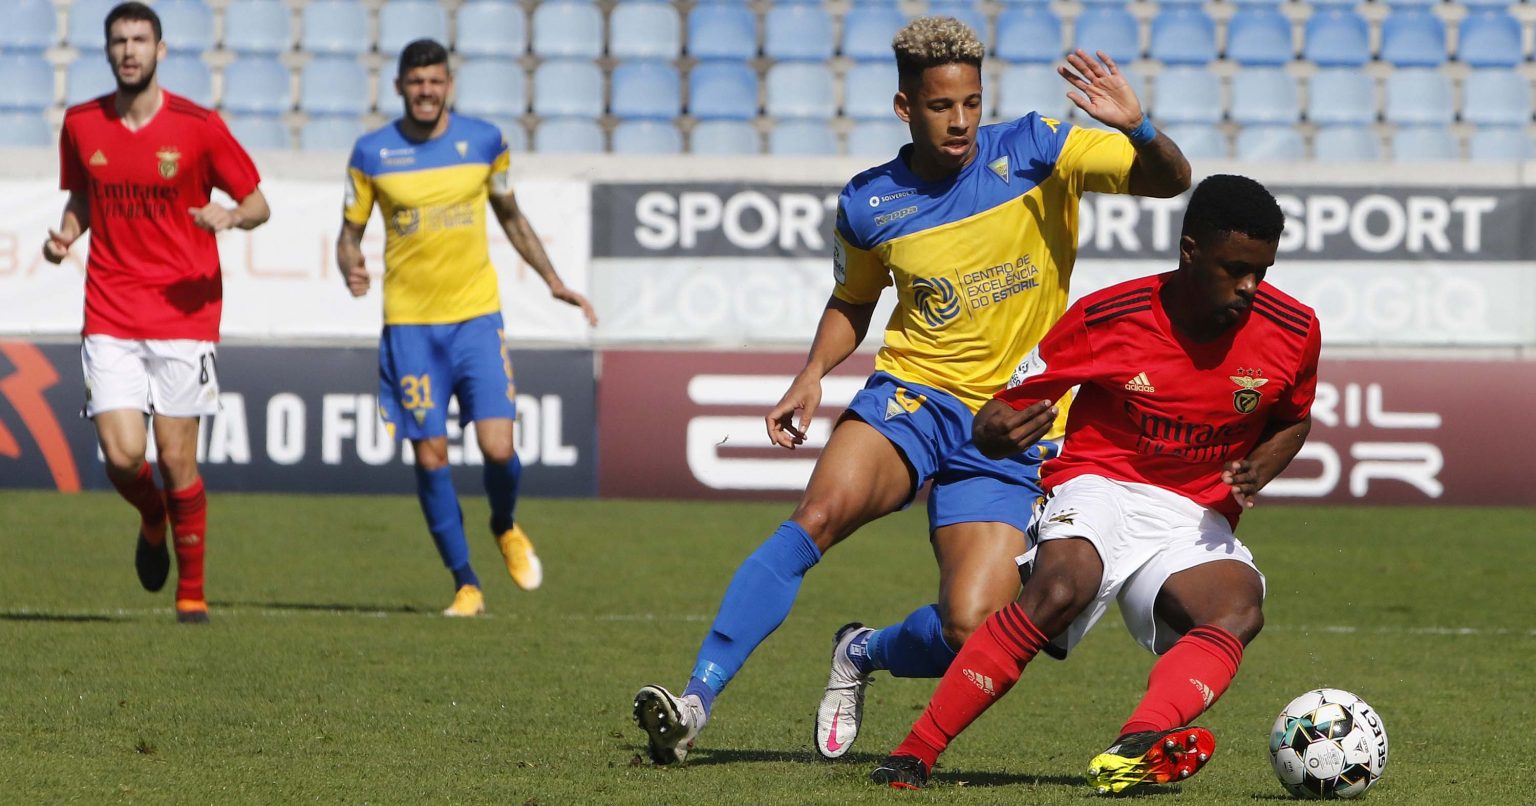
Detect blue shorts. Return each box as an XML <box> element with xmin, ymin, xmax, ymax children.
<box><xmin>377</xmin><ymin>312</ymin><xmax>517</xmax><ymax>441</ymax></box>
<box><xmin>845</xmin><ymin>372</ymin><xmax>1053</xmax><ymax>536</ymax></box>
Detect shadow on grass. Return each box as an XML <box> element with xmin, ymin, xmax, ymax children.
<box><xmin>683</xmin><ymin>747</ymin><xmax>876</xmax><ymax>766</ymax></box>
<box><xmin>928</xmin><ymin>770</ymin><xmax>1090</xmax><ymax>789</ymax></box>
<box><xmin>0</xmin><ymin>611</ymin><xmax>120</xmax><ymax>623</ymax></box>
<box><xmin>213</xmin><ymin>600</ymin><xmax>432</xmax><ymax>615</ymax></box>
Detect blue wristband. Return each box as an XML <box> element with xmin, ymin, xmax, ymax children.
<box><xmin>1127</xmin><ymin>117</ymin><xmax>1157</xmax><ymax>146</ymax></box>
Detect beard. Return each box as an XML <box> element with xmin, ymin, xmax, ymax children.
<box><xmin>114</xmin><ymin>61</ymin><xmax>156</xmax><ymax>95</ymax></box>
<box><xmin>405</xmin><ymin>99</ymin><xmax>444</xmax><ymax>129</ymax></box>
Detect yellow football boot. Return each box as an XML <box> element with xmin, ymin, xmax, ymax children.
<box><xmin>443</xmin><ymin>585</ymin><xmax>485</xmax><ymax>617</ymax></box>
<box><xmin>1087</xmin><ymin>726</ymin><xmax>1216</xmax><ymax>794</ymax></box>
<box><xmin>495</xmin><ymin>525</ymin><xmax>543</xmax><ymax>590</ymax></box>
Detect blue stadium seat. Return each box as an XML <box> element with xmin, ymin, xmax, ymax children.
<box><xmin>223</xmin><ymin>0</ymin><xmax>292</xmax><ymax>56</ymax></box>
<box><xmin>1384</xmin><ymin>68</ymin><xmax>1453</xmax><ymax>125</ymax></box>
<box><xmin>531</xmin><ymin>1</ymin><xmax>602</xmax><ymax>59</ymax></box>
<box><xmin>1149</xmin><ymin>9</ymin><xmax>1216</xmax><ymax>66</ymax></box>
<box><xmin>1313</xmin><ymin>126</ymin><xmax>1381</xmax><ymax>161</ymax></box>
<box><xmin>610</xmin><ymin>2</ymin><xmax>680</xmax><ymax>60</ymax></box>
<box><xmin>1225</xmin><ymin>8</ymin><xmax>1292</xmax><ymax>66</ymax></box>
<box><xmin>379</xmin><ymin>1</ymin><xmax>449</xmax><ymax>57</ymax></box>
<box><xmin>1379</xmin><ymin>10</ymin><xmax>1447</xmax><ymax>68</ymax></box>
<box><xmin>532</xmin><ymin>59</ymin><xmax>602</xmax><ymax>118</ymax></box>
<box><xmin>610</xmin><ymin>61</ymin><xmax>681</xmax><ymax>121</ymax></box>
<box><xmin>926</xmin><ymin>1</ymin><xmax>987</xmax><ymax>40</ymax></box>
<box><xmin>996</xmin><ymin>63</ymin><xmax>1070</xmax><ymax>120</ymax></box>
<box><xmin>1229</xmin><ymin>68</ymin><xmax>1298</xmax><ymax>125</ymax></box>
<box><xmin>66</xmin><ymin>57</ymin><xmax>116</xmax><ymax>105</ymax></box>
<box><xmin>0</xmin><ymin>112</ymin><xmax>52</xmax><ymax>147</ymax></box>
<box><xmin>1235</xmin><ymin>125</ymin><xmax>1304</xmax><ymax>160</ymax></box>
<box><xmin>300</xmin><ymin>57</ymin><xmax>369</xmax><ymax>116</ymax></box>
<box><xmin>686</xmin><ymin>5</ymin><xmax>756</xmax><ymax>61</ymax></box>
<box><xmin>1074</xmin><ymin>8</ymin><xmax>1139</xmax><ymax>65</ymax></box>
<box><xmin>481</xmin><ymin>117</ymin><xmax>529</xmax><ymax>152</ymax></box>
<box><xmin>1152</xmin><ymin>66</ymin><xmax>1221</xmax><ymax>124</ymax></box>
<box><xmin>612</xmin><ymin>120</ymin><xmax>683</xmax><ymax>154</ymax></box>
<box><xmin>221</xmin><ymin>57</ymin><xmax>292</xmax><ymax>116</ymax></box>
<box><xmin>1381</xmin><ymin>0</ymin><xmax>1436</xmax><ymax>8</ymax></box>
<box><xmin>1161</xmin><ymin>125</ymin><xmax>1227</xmax><ymax>160</ymax></box>
<box><xmin>1458</xmin><ymin>12</ymin><xmax>1523</xmax><ymax>69</ymax></box>
<box><xmin>844</xmin><ymin>61</ymin><xmax>898</xmax><ymax>121</ymax></box>
<box><xmin>301</xmin><ymin>115</ymin><xmax>366</xmax><ymax>152</ymax></box>
<box><xmin>226</xmin><ymin>115</ymin><xmax>290</xmax><ymax>150</ymax></box>
<box><xmin>67</xmin><ymin>0</ymin><xmax>117</xmax><ymax>48</ymax></box>
<box><xmin>4</xmin><ymin>0</ymin><xmax>59</xmax><ymax>52</ymax></box>
<box><xmin>766</xmin><ymin>63</ymin><xmax>835</xmax><ymax>120</ymax></box>
<box><xmin>1462</xmin><ymin>69</ymin><xmax>1531</xmax><ymax>126</ymax></box>
<box><xmin>301</xmin><ymin>0</ymin><xmax>369</xmax><ymax>57</ymax></box>
<box><xmin>454</xmin><ymin>60</ymin><xmax>528</xmax><ymax>119</ymax></box>
<box><xmin>1461</xmin><ymin>0</ymin><xmax>1517</xmax><ymax>7</ymax></box>
<box><xmin>1468</xmin><ymin>127</ymin><xmax>1534</xmax><ymax>161</ymax></box>
<box><xmin>157</xmin><ymin>0</ymin><xmax>214</xmax><ymax>54</ymax></box>
<box><xmin>534</xmin><ymin>117</ymin><xmax>604</xmax><ymax>153</ymax></box>
<box><xmin>1306</xmin><ymin>69</ymin><xmax>1376</xmax><ymax>126</ymax></box>
<box><xmin>456</xmin><ymin>1</ymin><xmax>527</xmax><ymax>59</ymax></box>
<box><xmin>1307</xmin><ymin>0</ymin><xmax>1360</xmax><ymax>7</ymax></box>
<box><xmin>842</xmin><ymin>6</ymin><xmax>907</xmax><ymax>62</ymax></box>
<box><xmin>688</xmin><ymin>61</ymin><xmax>758</xmax><ymax>120</ymax></box>
<box><xmin>994</xmin><ymin>7</ymin><xmax>1062</xmax><ymax>64</ymax></box>
<box><xmin>1391</xmin><ymin>125</ymin><xmax>1457</xmax><ymax>160</ymax></box>
<box><xmin>690</xmin><ymin>120</ymin><xmax>760</xmax><ymax>155</ymax></box>
<box><xmin>764</xmin><ymin>6</ymin><xmax>834</xmax><ymax>61</ymax></box>
<box><xmin>1304</xmin><ymin>11</ymin><xmax>1370</xmax><ymax>68</ymax></box>
<box><xmin>0</xmin><ymin>54</ymin><xmax>55</xmax><ymax>111</ymax></box>
<box><xmin>158</xmin><ymin>55</ymin><xmax>213</xmax><ymax>107</ymax></box>
<box><xmin>770</xmin><ymin>120</ymin><xmax>838</xmax><ymax>156</ymax></box>
<box><xmin>847</xmin><ymin>120</ymin><xmax>909</xmax><ymax>157</ymax></box>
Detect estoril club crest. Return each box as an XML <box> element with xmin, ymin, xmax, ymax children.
<box><xmin>1230</xmin><ymin>374</ymin><xmax>1269</xmax><ymax>413</ymax></box>
<box><xmin>156</xmin><ymin>147</ymin><xmax>181</xmax><ymax>179</ymax></box>
<box><xmin>912</xmin><ymin>277</ymin><xmax>961</xmax><ymax>328</ymax></box>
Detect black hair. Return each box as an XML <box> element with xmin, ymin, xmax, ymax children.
<box><xmin>1181</xmin><ymin>174</ymin><xmax>1285</xmax><ymax>243</ymax></box>
<box><xmin>104</xmin><ymin>1</ymin><xmax>161</xmax><ymax>44</ymax></box>
<box><xmin>398</xmin><ymin>39</ymin><xmax>450</xmax><ymax>78</ymax></box>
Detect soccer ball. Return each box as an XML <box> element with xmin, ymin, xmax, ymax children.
<box><xmin>1270</xmin><ymin>688</ymin><xmax>1389</xmax><ymax>799</ymax></box>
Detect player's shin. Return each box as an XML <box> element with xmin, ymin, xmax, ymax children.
<box><xmin>483</xmin><ymin>453</ymin><xmax>522</xmax><ymax>535</ymax></box>
<box><xmin>415</xmin><ymin>465</ymin><xmax>478</xmax><ymax>589</ymax></box>
<box><xmin>165</xmin><ymin>479</ymin><xmax>207</xmax><ymax>603</ymax></box>
<box><xmin>864</xmin><ymin>604</ymin><xmax>956</xmax><ymax>677</ymax></box>
<box><xmin>111</xmin><ymin>461</ymin><xmax>167</xmax><ymax>543</ymax></box>
<box><xmin>1120</xmin><ymin>625</ymin><xmax>1244</xmax><ymax>737</ymax></box>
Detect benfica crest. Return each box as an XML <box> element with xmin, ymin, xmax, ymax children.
<box><xmin>1230</xmin><ymin>375</ymin><xmax>1269</xmax><ymax>413</ymax></box>
<box><xmin>156</xmin><ymin>147</ymin><xmax>181</xmax><ymax>179</ymax></box>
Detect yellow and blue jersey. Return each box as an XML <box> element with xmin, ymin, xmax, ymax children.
<box><xmin>833</xmin><ymin>113</ymin><xmax>1136</xmax><ymax>427</ymax></box>
<box><xmin>344</xmin><ymin>114</ymin><xmax>511</xmax><ymax>325</ymax></box>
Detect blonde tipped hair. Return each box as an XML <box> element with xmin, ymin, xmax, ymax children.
<box><xmin>892</xmin><ymin>16</ymin><xmax>984</xmax><ymax>89</ymax></box>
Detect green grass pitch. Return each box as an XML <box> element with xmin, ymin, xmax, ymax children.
<box><xmin>1</xmin><ymin>491</ymin><xmax>1532</xmax><ymax>804</ymax></box>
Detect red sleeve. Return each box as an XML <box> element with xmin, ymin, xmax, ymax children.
<box><xmin>995</xmin><ymin>304</ymin><xmax>1096</xmax><ymax>409</ymax></box>
<box><xmin>205</xmin><ymin>113</ymin><xmax>261</xmax><ymax>200</ymax></box>
<box><xmin>59</xmin><ymin>121</ymin><xmax>86</xmax><ymax>193</ymax></box>
<box><xmin>1274</xmin><ymin>316</ymin><xmax>1322</xmax><ymax>422</ymax></box>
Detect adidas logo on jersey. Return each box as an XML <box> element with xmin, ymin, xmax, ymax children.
<box><xmin>1124</xmin><ymin>372</ymin><xmax>1155</xmax><ymax>393</ymax></box>
<box><xmin>963</xmin><ymin>668</ymin><xmax>996</xmax><ymax>696</ymax></box>
<box><xmin>89</xmin><ymin>150</ymin><xmax>108</xmax><ymax>166</ymax></box>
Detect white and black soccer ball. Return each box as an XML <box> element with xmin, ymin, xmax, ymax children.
<box><xmin>1270</xmin><ymin>688</ymin><xmax>1388</xmax><ymax>799</ymax></box>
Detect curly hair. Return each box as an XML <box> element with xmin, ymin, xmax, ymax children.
<box><xmin>1182</xmin><ymin>174</ymin><xmax>1285</xmax><ymax>243</ymax></box>
<box><xmin>892</xmin><ymin>16</ymin><xmax>984</xmax><ymax>91</ymax></box>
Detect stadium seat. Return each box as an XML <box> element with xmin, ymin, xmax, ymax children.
<box><xmin>456</xmin><ymin>1</ymin><xmax>527</xmax><ymax>59</ymax></box>
<box><xmin>532</xmin><ymin>59</ymin><xmax>603</xmax><ymax>118</ymax></box>
<box><xmin>66</xmin><ymin>56</ymin><xmax>116</xmax><ymax>106</ymax></box>
<box><xmin>1458</xmin><ymin>12</ymin><xmax>1523</xmax><ymax>69</ymax></box>
<box><xmin>766</xmin><ymin>63</ymin><xmax>836</xmax><ymax>120</ymax></box>
<box><xmin>612</xmin><ymin>120</ymin><xmax>683</xmax><ymax>154</ymax></box>
<box><xmin>688</xmin><ymin>61</ymin><xmax>758</xmax><ymax>120</ymax></box>
<box><xmin>770</xmin><ymin>120</ymin><xmax>838</xmax><ymax>156</ymax></box>
<box><xmin>994</xmin><ymin>7</ymin><xmax>1062</xmax><ymax>64</ymax></box>
<box><xmin>481</xmin><ymin>117</ymin><xmax>529</xmax><ymax>152</ymax></box>
<box><xmin>844</xmin><ymin>61</ymin><xmax>898</xmax><ymax>121</ymax></box>
<box><xmin>1312</xmin><ymin>126</ymin><xmax>1381</xmax><ymax>161</ymax></box>
<box><xmin>531</xmin><ymin>1</ymin><xmax>603</xmax><ymax>59</ymax></box>
<box><xmin>1306</xmin><ymin>69</ymin><xmax>1376</xmax><ymax>126</ymax></box>
<box><xmin>4</xmin><ymin>0</ymin><xmax>59</xmax><ymax>52</ymax></box>
<box><xmin>1391</xmin><ymin>125</ymin><xmax>1457</xmax><ymax>160</ymax></box>
<box><xmin>1379</xmin><ymin>10</ymin><xmax>1447</xmax><ymax>68</ymax></box>
<box><xmin>533</xmin><ymin>117</ymin><xmax>604</xmax><ymax>153</ymax></box>
<box><xmin>1161</xmin><ymin>124</ymin><xmax>1227</xmax><ymax>159</ymax></box>
<box><xmin>610</xmin><ymin>2</ymin><xmax>681</xmax><ymax>60</ymax></box>
<box><xmin>1468</xmin><ymin>127</ymin><xmax>1534</xmax><ymax>161</ymax></box>
<box><xmin>1381</xmin><ymin>0</ymin><xmax>1436</xmax><ymax>8</ymax></box>
<box><xmin>1236</xmin><ymin>125</ymin><xmax>1304</xmax><ymax>160</ymax></box>
<box><xmin>610</xmin><ymin>62</ymin><xmax>681</xmax><ymax>121</ymax></box>
<box><xmin>221</xmin><ymin>57</ymin><xmax>292</xmax><ymax>116</ymax></box>
<box><xmin>1461</xmin><ymin>0</ymin><xmax>1517</xmax><ymax>7</ymax></box>
<box><xmin>67</xmin><ymin>0</ymin><xmax>117</xmax><ymax>48</ymax></box>
<box><xmin>926</xmin><ymin>1</ymin><xmax>987</xmax><ymax>40</ymax></box>
<box><xmin>379</xmin><ymin>1</ymin><xmax>449</xmax><ymax>57</ymax></box>
<box><xmin>226</xmin><ymin>115</ymin><xmax>291</xmax><ymax>150</ymax></box>
<box><xmin>1462</xmin><ymin>69</ymin><xmax>1531</xmax><ymax>127</ymax></box>
<box><xmin>1152</xmin><ymin>66</ymin><xmax>1221</xmax><ymax>124</ymax></box>
<box><xmin>996</xmin><ymin>63</ymin><xmax>1070</xmax><ymax>120</ymax></box>
<box><xmin>157</xmin><ymin>0</ymin><xmax>214</xmax><ymax>54</ymax></box>
<box><xmin>0</xmin><ymin>112</ymin><xmax>52</xmax><ymax>147</ymax></box>
<box><xmin>690</xmin><ymin>120</ymin><xmax>760</xmax><ymax>155</ymax></box>
<box><xmin>1307</xmin><ymin>0</ymin><xmax>1359</xmax><ymax>7</ymax></box>
<box><xmin>685</xmin><ymin>5</ymin><xmax>756</xmax><ymax>61</ymax></box>
<box><xmin>300</xmin><ymin>57</ymin><xmax>370</xmax><ymax>117</ymax></box>
<box><xmin>0</xmin><ymin>54</ymin><xmax>56</xmax><ymax>112</ymax></box>
<box><xmin>1384</xmin><ymin>69</ymin><xmax>1453</xmax><ymax>126</ymax></box>
<box><xmin>158</xmin><ymin>55</ymin><xmax>213</xmax><ymax>107</ymax></box>
<box><xmin>1230</xmin><ymin>0</ymin><xmax>1287</xmax><ymax>6</ymax></box>
<box><xmin>1073</xmin><ymin>8</ymin><xmax>1140</xmax><ymax>66</ymax></box>
<box><xmin>301</xmin><ymin>115</ymin><xmax>366</xmax><ymax>152</ymax></box>
<box><xmin>300</xmin><ymin>0</ymin><xmax>369</xmax><ymax>57</ymax></box>
<box><xmin>454</xmin><ymin>60</ymin><xmax>528</xmax><ymax>119</ymax></box>
<box><xmin>1225</xmin><ymin>8</ymin><xmax>1293</xmax><ymax>67</ymax></box>
<box><xmin>1303</xmin><ymin>11</ymin><xmax>1370</xmax><ymax>68</ymax></box>
<box><xmin>847</xmin><ymin>120</ymin><xmax>909</xmax><ymax>157</ymax></box>
<box><xmin>223</xmin><ymin>0</ymin><xmax>293</xmax><ymax>56</ymax></box>
<box><xmin>1229</xmin><ymin>68</ymin><xmax>1299</xmax><ymax>125</ymax></box>
<box><xmin>1149</xmin><ymin>9</ymin><xmax>1217</xmax><ymax>66</ymax></box>
<box><xmin>764</xmin><ymin>6</ymin><xmax>834</xmax><ymax>61</ymax></box>
<box><xmin>842</xmin><ymin>6</ymin><xmax>907</xmax><ymax>62</ymax></box>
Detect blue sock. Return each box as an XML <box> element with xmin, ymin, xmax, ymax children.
<box><xmin>484</xmin><ymin>453</ymin><xmax>522</xmax><ymax>534</ymax></box>
<box><xmin>688</xmin><ymin>521</ymin><xmax>822</xmax><ymax>715</ymax></box>
<box><xmin>867</xmin><ymin>604</ymin><xmax>956</xmax><ymax>678</ymax></box>
<box><xmin>415</xmin><ymin>465</ymin><xmax>478</xmax><ymax>589</ymax></box>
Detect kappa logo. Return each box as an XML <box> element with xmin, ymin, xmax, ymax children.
<box><xmin>963</xmin><ymin>668</ymin><xmax>996</xmax><ymax>696</ymax></box>
<box><xmin>988</xmin><ymin>156</ymin><xmax>1009</xmax><ymax>183</ymax></box>
<box><xmin>1124</xmin><ymin>372</ymin><xmax>1155</xmax><ymax>393</ymax></box>
<box><xmin>884</xmin><ymin>387</ymin><xmax>927</xmax><ymax>421</ymax></box>
<box><xmin>1190</xmin><ymin>678</ymin><xmax>1215</xmax><ymax>708</ymax></box>
<box><xmin>455</xmin><ymin>140</ymin><xmax>468</xmax><ymax>158</ymax></box>
<box><xmin>89</xmin><ymin>150</ymin><xmax>108</xmax><ymax>166</ymax></box>
<box><xmin>1230</xmin><ymin>373</ymin><xmax>1269</xmax><ymax>414</ymax></box>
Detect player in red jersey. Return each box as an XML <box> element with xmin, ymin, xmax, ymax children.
<box><xmin>42</xmin><ymin>2</ymin><xmax>269</xmax><ymax>624</ymax></box>
<box><xmin>870</xmin><ymin>175</ymin><xmax>1320</xmax><ymax>793</ymax></box>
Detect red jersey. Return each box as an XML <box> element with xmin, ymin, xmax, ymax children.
<box><xmin>996</xmin><ymin>272</ymin><xmax>1321</xmax><ymax>527</ymax></box>
<box><xmin>59</xmin><ymin>91</ymin><xmax>261</xmax><ymax>341</ymax></box>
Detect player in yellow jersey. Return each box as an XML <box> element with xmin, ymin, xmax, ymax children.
<box><xmin>335</xmin><ymin>40</ymin><xmax>596</xmax><ymax>617</ymax></box>
<box><xmin>634</xmin><ymin>18</ymin><xmax>1190</xmax><ymax>763</ymax></box>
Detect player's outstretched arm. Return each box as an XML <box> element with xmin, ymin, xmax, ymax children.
<box><xmin>1058</xmin><ymin>49</ymin><xmax>1190</xmax><ymax>199</ymax></box>
<box><xmin>189</xmin><ymin>188</ymin><xmax>271</xmax><ymax>232</ymax></box>
<box><xmin>490</xmin><ymin>189</ymin><xmax>598</xmax><ymax>326</ymax></box>
<box><xmin>335</xmin><ymin>218</ymin><xmax>371</xmax><ymax>298</ymax></box>
<box><xmin>42</xmin><ymin>192</ymin><xmax>89</xmax><ymax>264</ymax></box>
<box><xmin>1223</xmin><ymin>415</ymin><xmax>1312</xmax><ymax>509</ymax></box>
<box><xmin>766</xmin><ymin>296</ymin><xmax>877</xmax><ymax>449</ymax></box>
<box><xmin>972</xmin><ymin>398</ymin><xmax>1058</xmax><ymax>460</ymax></box>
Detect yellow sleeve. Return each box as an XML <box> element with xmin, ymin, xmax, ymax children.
<box><xmin>1054</xmin><ymin>127</ymin><xmax>1135</xmax><ymax>195</ymax></box>
<box><xmin>343</xmin><ymin>165</ymin><xmax>374</xmax><ymax>225</ymax></box>
<box><xmin>831</xmin><ymin>230</ymin><xmax>890</xmax><ymax>305</ymax></box>
<box><xmin>487</xmin><ymin>135</ymin><xmax>512</xmax><ymax>195</ymax></box>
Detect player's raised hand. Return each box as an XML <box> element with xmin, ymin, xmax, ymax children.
<box><xmin>1223</xmin><ymin>459</ymin><xmax>1260</xmax><ymax>509</ymax></box>
<box><xmin>42</xmin><ymin>229</ymin><xmax>77</xmax><ymax>264</ymax></box>
<box><xmin>766</xmin><ymin>373</ymin><xmax>824</xmax><ymax>450</ymax></box>
<box><xmin>550</xmin><ymin>282</ymin><xmax>599</xmax><ymax>327</ymax></box>
<box><xmin>188</xmin><ymin>203</ymin><xmax>241</xmax><ymax>232</ymax></box>
<box><xmin>1059</xmin><ymin>49</ymin><xmax>1146</xmax><ymax>133</ymax></box>
<box><xmin>973</xmin><ymin>398</ymin><xmax>1057</xmax><ymax>460</ymax></box>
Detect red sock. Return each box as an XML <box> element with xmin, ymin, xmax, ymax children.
<box><xmin>111</xmin><ymin>462</ymin><xmax>166</xmax><ymax>544</ymax></box>
<box><xmin>166</xmin><ymin>479</ymin><xmax>208</xmax><ymax>603</ymax></box>
<box><xmin>1120</xmin><ymin>625</ymin><xmax>1245</xmax><ymax>737</ymax></box>
<box><xmin>893</xmin><ymin>603</ymin><xmax>1050</xmax><ymax>771</ymax></box>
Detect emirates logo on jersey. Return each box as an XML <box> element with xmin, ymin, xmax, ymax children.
<box><xmin>156</xmin><ymin>147</ymin><xmax>181</xmax><ymax>179</ymax></box>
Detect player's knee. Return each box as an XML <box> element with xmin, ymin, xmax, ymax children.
<box><xmin>480</xmin><ymin>443</ymin><xmax>515</xmax><ymax>466</ymax></box>
<box><xmin>1019</xmin><ymin>572</ymin><xmax>1093</xmax><ymax>634</ymax></box>
<box><xmin>1210</xmin><ymin>603</ymin><xmax>1265</xmax><ymax>645</ymax></box>
<box><xmin>940</xmin><ymin>609</ymin><xmax>988</xmax><ymax>650</ymax></box>
<box><xmin>415</xmin><ymin>451</ymin><xmax>449</xmax><ymax>472</ymax></box>
<box><xmin>789</xmin><ymin>499</ymin><xmax>853</xmax><ymax>550</ymax></box>
<box><xmin>155</xmin><ymin>443</ymin><xmax>197</xmax><ymax>476</ymax></box>
<box><xmin>99</xmin><ymin>442</ymin><xmax>144</xmax><ymax>475</ymax></box>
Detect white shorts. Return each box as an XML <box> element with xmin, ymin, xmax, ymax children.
<box><xmin>1016</xmin><ymin>474</ymin><xmax>1264</xmax><ymax>657</ymax></box>
<box><xmin>81</xmin><ymin>335</ymin><xmax>220</xmax><ymax>418</ymax></box>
